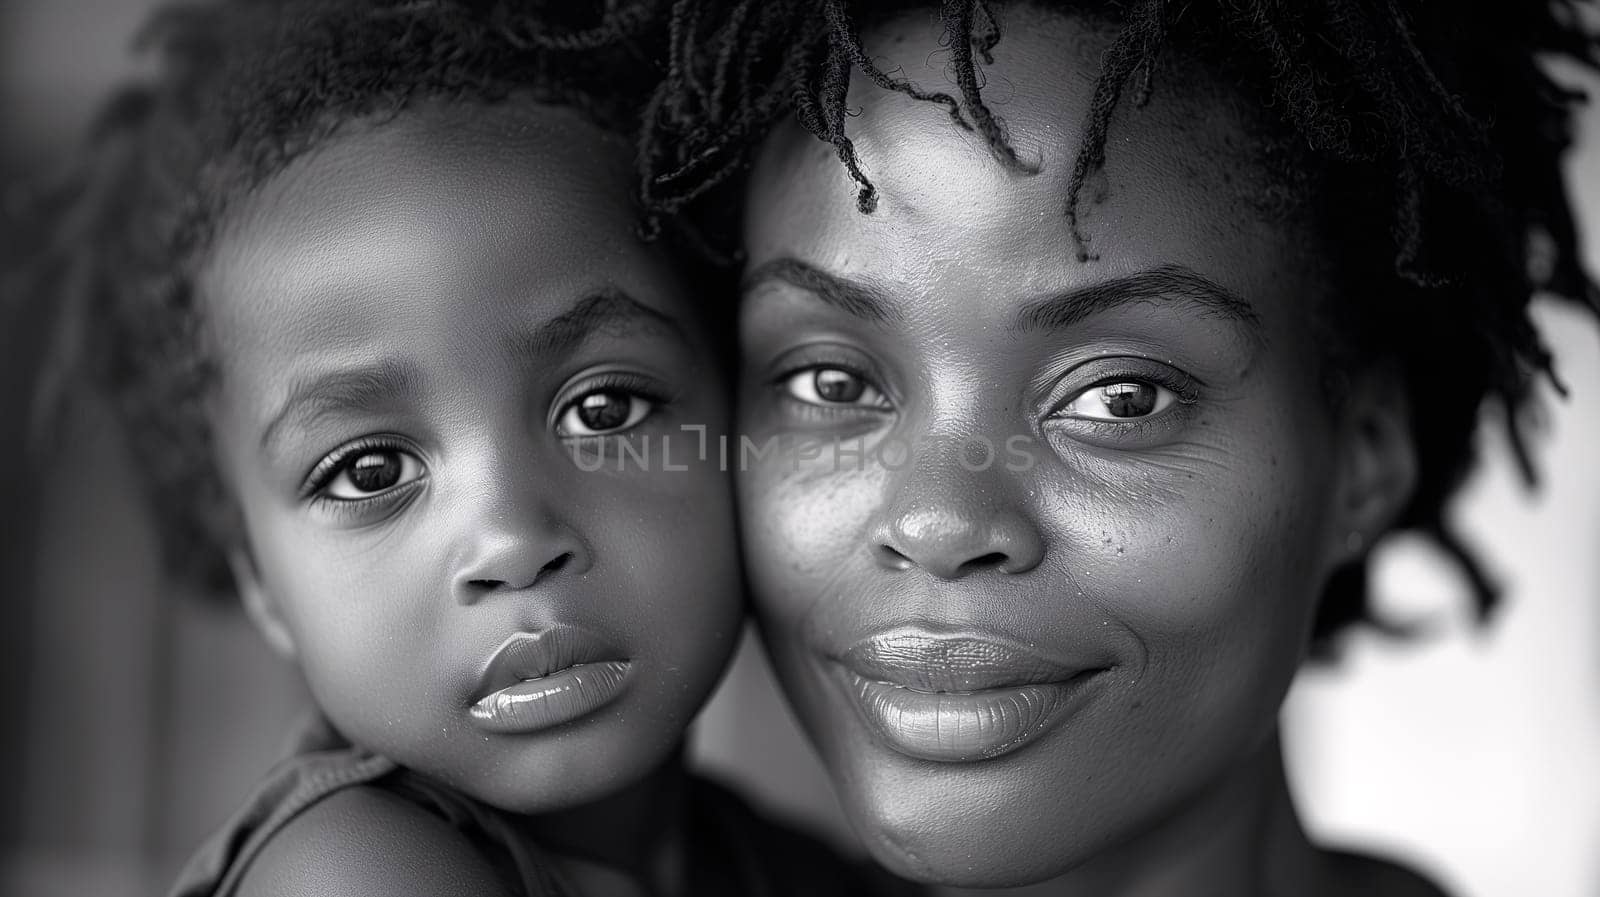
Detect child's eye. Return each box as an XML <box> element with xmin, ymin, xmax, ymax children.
<box><xmin>556</xmin><ymin>389</ymin><xmax>654</xmax><ymax>437</ymax></box>
<box><xmin>782</xmin><ymin>366</ymin><xmax>890</xmax><ymax>408</ymax></box>
<box><xmin>321</xmin><ymin>448</ymin><xmax>426</xmax><ymax>500</ymax></box>
<box><xmin>1055</xmin><ymin>380</ymin><xmax>1177</xmax><ymax>421</ymax></box>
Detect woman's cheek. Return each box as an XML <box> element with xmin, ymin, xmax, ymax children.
<box><xmin>743</xmin><ymin>462</ymin><xmax>886</xmax><ymax>603</ymax></box>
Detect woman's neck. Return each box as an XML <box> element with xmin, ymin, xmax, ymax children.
<box><xmin>936</xmin><ymin>732</ymin><xmax>1321</xmax><ymax>897</ymax></box>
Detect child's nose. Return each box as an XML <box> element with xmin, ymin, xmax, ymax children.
<box><xmin>450</xmin><ymin>486</ymin><xmax>592</xmax><ymax>604</ymax></box>
<box><xmin>868</xmin><ymin>454</ymin><xmax>1045</xmax><ymax>580</ymax></box>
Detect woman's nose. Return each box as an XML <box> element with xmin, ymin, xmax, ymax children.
<box><xmin>869</xmin><ymin>449</ymin><xmax>1045</xmax><ymax>579</ymax></box>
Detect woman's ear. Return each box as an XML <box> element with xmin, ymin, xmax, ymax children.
<box><xmin>228</xmin><ymin>548</ymin><xmax>297</xmax><ymax>659</ymax></box>
<box><xmin>1332</xmin><ymin>365</ymin><xmax>1418</xmax><ymax>561</ymax></box>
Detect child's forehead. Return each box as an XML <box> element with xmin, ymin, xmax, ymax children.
<box><xmin>196</xmin><ymin>100</ymin><xmax>695</xmax><ymax>380</ymax></box>
<box><xmin>206</xmin><ymin>103</ymin><xmax>637</xmax><ymax>291</ymax></box>
<box><xmin>223</xmin><ymin>100</ymin><xmax>632</xmax><ymax>226</ymax></box>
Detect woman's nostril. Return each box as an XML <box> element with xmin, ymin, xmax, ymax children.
<box><xmin>873</xmin><ymin>544</ymin><xmax>914</xmax><ymax>570</ymax></box>
<box><xmin>964</xmin><ymin>552</ymin><xmax>1009</xmax><ymax>571</ymax></box>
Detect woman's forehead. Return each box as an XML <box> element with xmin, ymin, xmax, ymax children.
<box><xmin>746</xmin><ymin>8</ymin><xmax>1291</xmax><ymax>260</ymax></box>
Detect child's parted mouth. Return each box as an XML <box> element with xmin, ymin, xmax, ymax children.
<box><xmin>468</xmin><ymin>626</ymin><xmax>632</xmax><ymax>734</ymax></box>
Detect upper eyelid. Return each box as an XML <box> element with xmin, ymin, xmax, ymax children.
<box><xmin>767</xmin><ymin>343</ymin><xmax>887</xmax><ymax>382</ymax></box>
<box><xmin>772</xmin><ymin>357</ymin><xmax>900</xmax><ymax>410</ymax></box>
<box><xmin>548</xmin><ymin>371</ymin><xmax>674</xmax><ymax>428</ymax></box>
<box><xmin>301</xmin><ymin>436</ymin><xmax>420</xmax><ymax>497</ymax></box>
<box><xmin>1035</xmin><ymin>361</ymin><xmax>1198</xmax><ymax>417</ymax></box>
<box><xmin>1040</xmin><ymin>356</ymin><xmax>1199</xmax><ymax>391</ymax></box>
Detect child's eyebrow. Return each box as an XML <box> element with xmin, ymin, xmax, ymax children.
<box><xmin>1011</xmin><ymin>266</ymin><xmax>1263</xmax><ymax>335</ymax></box>
<box><xmin>260</xmin><ymin>358</ymin><xmax>421</xmax><ymax>455</ymax></box>
<box><xmin>258</xmin><ymin>291</ymin><xmax>684</xmax><ymax>456</ymax></box>
<box><xmin>741</xmin><ymin>258</ymin><xmax>901</xmax><ymax>325</ymax></box>
<box><xmin>505</xmin><ymin>288</ymin><xmax>687</xmax><ymax>358</ymax></box>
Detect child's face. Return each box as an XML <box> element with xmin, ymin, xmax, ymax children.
<box><xmin>738</xmin><ymin>11</ymin><xmax>1406</xmax><ymax>887</ymax></box>
<box><xmin>201</xmin><ymin>101</ymin><xmax>741</xmax><ymax>813</ymax></box>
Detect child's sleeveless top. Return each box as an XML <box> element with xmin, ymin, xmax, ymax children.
<box><xmin>168</xmin><ymin>714</ymin><xmax>916</xmax><ymax>897</ymax></box>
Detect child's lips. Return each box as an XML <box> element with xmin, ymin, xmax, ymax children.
<box><xmin>468</xmin><ymin>626</ymin><xmax>632</xmax><ymax>734</ymax></box>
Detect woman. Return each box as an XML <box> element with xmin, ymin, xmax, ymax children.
<box><xmin>644</xmin><ymin>1</ymin><xmax>1599</xmax><ymax>893</ymax></box>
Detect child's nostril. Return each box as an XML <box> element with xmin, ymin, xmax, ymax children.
<box><xmin>538</xmin><ymin>552</ymin><xmax>572</xmax><ymax>579</ymax></box>
<box><xmin>465</xmin><ymin>552</ymin><xmax>573</xmax><ymax>594</ymax></box>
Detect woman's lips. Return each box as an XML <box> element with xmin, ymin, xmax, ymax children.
<box><xmin>468</xmin><ymin>626</ymin><xmax>631</xmax><ymax>735</ymax></box>
<box><xmin>835</xmin><ymin>631</ymin><xmax>1108</xmax><ymax>762</ymax></box>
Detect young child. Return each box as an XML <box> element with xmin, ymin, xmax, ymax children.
<box><xmin>641</xmin><ymin>0</ymin><xmax>1599</xmax><ymax>894</ymax></box>
<box><xmin>29</xmin><ymin>1</ymin><xmax>917</xmax><ymax>895</ymax></box>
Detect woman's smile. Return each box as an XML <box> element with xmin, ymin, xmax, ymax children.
<box><xmin>828</xmin><ymin>629</ymin><xmax>1115</xmax><ymax>762</ymax></box>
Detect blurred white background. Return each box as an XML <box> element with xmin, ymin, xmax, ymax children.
<box><xmin>1</xmin><ymin>3</ymin><xmax>1596</xmax><ymax>896</ymax></box>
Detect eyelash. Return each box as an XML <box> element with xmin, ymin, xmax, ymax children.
<box><xmin>301</xmin><ymin>435</ymin><xmax>427</xmax><ymax>517</ymax></box>
<box><xmin>553</xmin><ymin>372</ymin><xmax>672</xmax><ymax>437</ymax></box>
<box><xmin>770</xmin><ymin>348</ymin><xmax>894</xmax><ymax>410</ymax></box>
<box><xmin>1061</xmin><ymin>368</ymin><xmax>1198</xmax><ymax>409</ymax></box>
<box><xmin>1040</xmin><ymin>365</ymin><xmax>1200</xmax><ymax>443</ymax></box>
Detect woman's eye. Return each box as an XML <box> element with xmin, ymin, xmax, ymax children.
<box><xmin>323</xmin><ymin>449</ymin><xmax>425</xmax><ymax>500</ymax></box>
<box><xmin>1057</xmin><ymin>381</ymin><xmax>1177</xmax><ymax>421</ymax></box>
<box><xmin>556</xmin><ymin>389</ymin><xmax>654</xmax><ymax>437</ymax></box>
<box><xmin>782</xmin><ymin>367</ymin><xmax>889</xmax><ymax>408</ymax></box>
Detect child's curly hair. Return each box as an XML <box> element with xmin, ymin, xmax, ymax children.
<box><xmin>14</xmin><ymin>0</ymin><xmax>682</xmax><ymax>594</ymax></box>
<box><xmin>638</xmin><ymin>0</ymin><xmax>1600</xmax><ymax>648</ymax></box>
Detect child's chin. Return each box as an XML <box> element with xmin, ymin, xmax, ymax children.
<box><xmin>393</xmin><ymin>725</ymin><xmax>675</xmax><ymax>816</ymax></box>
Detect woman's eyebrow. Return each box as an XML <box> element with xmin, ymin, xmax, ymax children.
<box><xmin>260</xmin><ymin>357</ymin><xmax>422</xmax><ymax>455</ymax></box>
<box><xmin>1011</xmin><ymin>265</ymin><xmax>1263</xmax><ymax>335</ymax></box>
<box><xmin>741</xmin><ymin>258</ymin><xmax>901</xmax><ymax>325</ymax></box>
<box><xmin>505</xmin><ymin>287</ymin><xmax>685</xmax><ymax>358</ymax></box>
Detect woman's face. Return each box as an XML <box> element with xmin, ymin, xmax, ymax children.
<box><xmin>738</xmin><ymin>10</ymin><xmax>1409</xmax><ymax>887</ymax></box>
<box><xmin>202</xmin><ymin>101</ymin><xmax>741</xmax><ymax>813</ymax></box>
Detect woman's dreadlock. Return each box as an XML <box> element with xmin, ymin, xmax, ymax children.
<box><xmin>642</xmin><ymin>0</ymin><xmax>1600</xmax><ymax>648</ymax></box>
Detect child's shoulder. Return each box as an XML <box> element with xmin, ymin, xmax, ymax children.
<box><xmin>688</xmin><ymin>774</ymin><xmax>925</xmax><ymax>897</ymax></box>
<box><xmin>234</xmin><ymin>784</ymin><xmax>516</xmax><ymax>897</ymax></box>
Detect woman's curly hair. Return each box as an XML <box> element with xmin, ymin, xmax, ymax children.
<box><xmin>639</xmin><ymin>0</ymin><xmax>1600</xmax><ymax>648</ymax></box>
<box><xmin>12</xmin><ymin>0</ymin><xmax>682</xmax><ymax>593</ymax></box>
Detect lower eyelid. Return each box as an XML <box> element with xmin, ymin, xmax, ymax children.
<box><xmin>1039</xmin><ymin>401</ymin><xmax>1190</xmax><ymax>441</ymax></box>
<box><xmin>309</xmin><ymin>476</ymin><xmax>426</xmax><ymax>519</ymax></box>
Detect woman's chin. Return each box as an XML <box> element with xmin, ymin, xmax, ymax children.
<box><xmin>858</xmin><ymin>823</ymin><xmax>1083</xmax><ymax>890</ymax></box>
<box><xmin>841</xmin><ymin>774</ymin><xmax>1102</xmax><ymax>889</ymax></box>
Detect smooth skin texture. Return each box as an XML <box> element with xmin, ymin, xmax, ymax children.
<box><xmin>203</xmin><ymin>100</ymin><xmax>742</xmax><ymax>895</ymax></box>
<box><xmin>739</xmin><ymin>9</ymin><xmax>1431</xmax><ymax>897</ymax></box>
